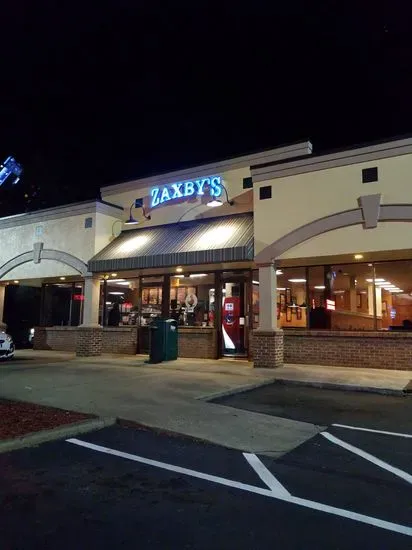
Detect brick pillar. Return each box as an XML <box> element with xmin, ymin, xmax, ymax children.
<box><xmin>76</xmin><ymin>326</ymin><xmax>103</xmax><ymax>357</ymax></box>
<box><xmin>253</xmin><ymin>262</ymin><xmax>284</xmax><ymax>368</ymax></box>
<box><xmin>252</xmin><ymin>330</ymin><xmax>284</xmax><ymax>368</ymax></box>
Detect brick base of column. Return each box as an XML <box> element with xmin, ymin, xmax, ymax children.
<box><xmin>76</xmin><ymin>326</ymin><xmax>103</xmax><ymax>357</ymax></box>
<box><xmin>252</xmin><ymin>330</ymin><xmax>284</xmax><ymax>368</ymax></box>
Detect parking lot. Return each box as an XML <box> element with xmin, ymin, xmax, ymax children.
<box><xmin>1</xmin><ymin>415</ymin><xmax>411</xmax><ymax>549</ymax></box>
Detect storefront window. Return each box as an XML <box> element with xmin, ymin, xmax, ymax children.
<box><xmin>170</xmin><ymin>273</ymin><xmax>215</xmax><ymax>327</ymax></box>
<box><xmin>103</xmin><ymin>278</ymin><xmax>139</xmax><ymax>326</ymax></box>
<box><xmin>41</xmin><ymin>282</ymin><xmax>84</xmax><ymax>326</ymax></box>
<box><xmin>277</xmin><ymin>268</ymin><xmax>307</xmax><ymax>328</ymax></box>
<box><xmin>374</xmin><ymin>261</ymin><xmax>412</xmax><ymax>330</ymax></box>
<box><xmin>139</xmin><ymin>276</ymin><xmax>163</xmax><ymax>326</ymax></box>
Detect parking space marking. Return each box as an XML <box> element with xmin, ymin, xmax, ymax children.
<box><xmin>322</xmin><ymin>432</ymin><xmax>412</xmax><ymax>485</ymax></box>
<box><xmin>243</xmin><ymin>452</ymin><xmax>290</xmax><ymax>496</ymax></box>
<box><xmin>67</xmin><ymin>437</ymin><xmax>412</xmax><ymax>537</ymax></box>
<box><xmin>332</xmin><ymin>423</ymin><xmax>412</xmax><ymax>439</ymax></box>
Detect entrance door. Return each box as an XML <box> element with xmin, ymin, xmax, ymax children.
<box><xmin>220</xmin><ymin>273</ymin><xmax>249</xmax><ymax>357</ymax></box>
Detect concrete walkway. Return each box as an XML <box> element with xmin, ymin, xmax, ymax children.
<box><xmin>0</xmin><ymin>351</ymin><xmax>320</xmax><ymax>457</ymax></box>
<box><xmin>1</xmin><ymin>351</ymin><xmax>409</xmax><ymax>455</ymax></box>
<box><xmin>21</xmin><ymin>350</ymin><xmax>410</xmax><ymax>393</ymax></box>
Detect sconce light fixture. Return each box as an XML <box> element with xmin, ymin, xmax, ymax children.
<box><xmin>206</xmin><ymin>183</ymin><xmax>235</xmax><ymax>208</ymax></box>
<box><xmin>125</xmin><ymin>199</ymin><xmax>152</xmax><ymax>225</ymax></box>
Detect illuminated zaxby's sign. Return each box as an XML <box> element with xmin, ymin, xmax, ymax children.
<box><xmin>150</xmin><ymin>175</ymin><xmax>222</xmax><ymax>208</ymax></box>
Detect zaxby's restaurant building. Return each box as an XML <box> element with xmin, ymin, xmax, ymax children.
<box><xmin>2</xmin><ymin>137</ymin><xmax>412</xmax><ymax>370</ymax></box>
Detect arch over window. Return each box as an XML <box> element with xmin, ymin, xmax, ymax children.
<box><xmin>255</xmin><ymin>203</ymin><xmax>412</xmax><ymax>263</ymax></box>
<box><xmin>0</xmin><ymin>249</ymin><xmax>88</xmax><ymax>279</ymax></box>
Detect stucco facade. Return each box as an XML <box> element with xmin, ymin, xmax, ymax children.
<box><xmin>1</xmin><ymin>136</ymin><xmax>412</xmax><ymax>369</ymax></box>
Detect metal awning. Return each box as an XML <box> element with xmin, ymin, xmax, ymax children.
<box><xmin>88</xmin><ymin>213</ymin><xmax>254</xmax><ymax>272</ymax></box>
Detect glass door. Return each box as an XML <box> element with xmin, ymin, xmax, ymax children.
<box><xmin>221</xmin><ymin>272</ymin><xmax>249</xmax><ymax>357</ymax></box>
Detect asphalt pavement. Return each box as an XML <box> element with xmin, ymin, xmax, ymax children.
<box><xmin>1</xmin><ymin>421</ymin><xmax>411</xmax><ymax>549</ymax></box>
<box><xmin>213</xmin><ymin>381</ymin><xmax>412</xmax><ymax>432</ymax></box>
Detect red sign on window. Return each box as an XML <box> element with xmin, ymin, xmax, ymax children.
<box><xmin>73</xmin><ymin>294</ymin><xmax>85</xmax><ymax>301</ymax></box>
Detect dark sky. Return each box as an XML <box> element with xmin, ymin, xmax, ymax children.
<box><xmin>1</xmin><ymin>2</ymin><xmax>411</xmax><ymax>215</ymax></box>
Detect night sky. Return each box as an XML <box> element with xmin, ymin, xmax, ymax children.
<box><xmin>1</xmin><ymin>2</ymin><xmax>411</xmax><ymax>215</ymax></box>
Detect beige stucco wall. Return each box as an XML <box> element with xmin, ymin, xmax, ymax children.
<box><xmin>94</xmin><ymin>211</ymin><xmax>125</xmax><ymax>255</ymax></box>
<box><xmin>101</xmin><ymin>166</ymin><xmax>253</xmax><ymax>228</ymax></box>
<box><xmin>254</xmin><ymin>153</ymin><xmax>412</xmax><ymax>258</ymax></box>
<box><xmin>0</xmin><ymin>213</ymin><xmax>95</xmax><ymax>281</ymax></box>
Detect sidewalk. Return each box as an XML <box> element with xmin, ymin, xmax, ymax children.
<box><xmin>71</xmin><ymin>353</ymin><xmax>412</xmax><ymax>394</ymax></box>
<box><xmin>1</xmin><ymin>351</ymin><xmax>409</xmax><ymax>457</ymax></box>
<box><xmin>2</xmin><ymin>351</ymin><xmax>320</xmax><ymax>456</ymax></box>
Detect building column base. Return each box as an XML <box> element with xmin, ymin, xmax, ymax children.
<box><xmin>252</xmin><ymin>329</ymin><xmax>284</xmax><ymax>368</ymax></box>
<box><xmin>76</xmin><ymin>325</ymin><xmax>103</xmax><ymax>357</ymax></box>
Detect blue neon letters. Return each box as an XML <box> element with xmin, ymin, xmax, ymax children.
<box><xmin>150</xmin><ymin>176</ymin><xmax>222</xmax><ymax>208</ymax></box>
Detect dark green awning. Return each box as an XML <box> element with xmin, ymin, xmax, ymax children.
<box><xmin>88</xmin><ymin>213</ymin><xmax>254</xmax><ymax>272</ymax></box>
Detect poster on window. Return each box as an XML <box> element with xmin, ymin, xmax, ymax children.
<box><xmin>149</xmin><ymin>287</ymin><xmax>158</xmax><ymax>305</ymax></box>
<box><xmin>142</xmin><ymin>288</ymin><xmax>149</xmax><ymax>305</ymax></box>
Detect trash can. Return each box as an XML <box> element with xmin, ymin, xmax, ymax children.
<box><xmin>148</xmin><ymin>318</ymin><xmax>178</xmax><ymax>363</ymax></box>
<box><xmin>164</xmin><ymin>319</ymin><xmax>178</xmax><ymax>361</ymax></box>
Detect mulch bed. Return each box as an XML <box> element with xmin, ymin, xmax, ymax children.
<box><xmin>0</xmin><ymin>399</ymin><xmax>94</xmax><ymax>440</ymax></box>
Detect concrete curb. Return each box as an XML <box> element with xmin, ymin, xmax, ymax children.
<box><xmin>201</xmin><ymin>377</ymin><xmax>410</xmax><ymax>400</ymax></box>
<box><xmin>0</xmin><ymin>417</ymin><xmax>116</xmax><ymax>454</ymax></box>
<box><xmin>262</xmin><ymin>378</ymin><xmax>410</xmax><ymax>397</ymax></box>
<box><xmin>197</xmin><ymin>378</ymin><xmax>278</xmax><ymax>401</ymax></box>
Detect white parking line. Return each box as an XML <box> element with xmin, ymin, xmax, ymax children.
<box><xmin>67</xmin><ymin>438</ymin><xmax>412</xmax><ymax>537</ymax></box>
<box><xmin>332</xmin><ymin>423</ymin><xmax>412</xmax><ymax>439</ymax></box>
<box><xmin>322</xmin><ymin>432</ymin><xmax>412</xmax><ymax>485</ymax></box>
<box><xmin>243</xmin><ymin>452</ymin><xmax>290</xmax><ymax>496</ymax></box>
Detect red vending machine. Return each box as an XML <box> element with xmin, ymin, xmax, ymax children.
<box><xmin>222</xmin><ymin>295</ymin><xmax>241</xmax><ymax>354</ymax></box>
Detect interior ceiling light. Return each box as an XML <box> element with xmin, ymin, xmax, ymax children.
<box><xmin>13</xmin><ymin>280</ymin><xmax>19</xmax><ymax>284</ymax></box>
<box><xmin>111</xmin><ymin>273</ymin><xmax>118</xmax><ymax>277</ymax></box>
<box><xmin>288</xmin><ymin>278</ymin><xmax>306</xmax><ymax>283</ymax></box>
<box><xmin>176</xmin><ymin>267</ymin><xmax>183</xmax><ymax>273</ymax></box>
<box><xmin>174</xmin><ymin>275</ymin><xmax>184</xmax><ymax>278</ymax></box>
<box><xmin>59</xmin><ymin>276</ymin><xmax>66</xmax><ymax>280</ymax></box>
<box><xmin>109</xmin><ymin>291</ymin><xmax>125</xmax><ymax>295</ymax></box>
<box><xmin>314</xmin><ymin>285</ymin><xmax>326</xmax><ymax>289</ymax></box>
<box><xmin>354</xmin><ymin>254</ymin><xmax>363</xmax><ymax>260</ymax></box>
<box><xmin>277</xmin><ymin>287</ymin><xmax>286</xmax><ymax>291</ymax></box>
<box><xmin>276</xmin><ymin>269</ymin><xmax>283</xmax><ymax>275</ymax></box>
<box><xmin>366</xmin><ymin>278</ymin><xmax>386</xmax><ymax>283</ymax></box>
<box><xmin>189</xmin><ymin>273</ymin><xmax>207</xmax><ymax>278</ymax></box>
<box><xmin>391</xmin><ymin>289</ymin><xmax>403</xmax><ymax>293</ymax></box>
<box><xmin>252</xmin><ymin>280</ymin><xmax>259</xmax><ymax>285</ymax></box>
<box><xmin>334</xmin><ymin>290</ymin><xmax>345</xmax><ymax>294</ymax></box>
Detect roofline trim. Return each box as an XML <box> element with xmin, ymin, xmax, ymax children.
<box><xmin>251</xmin><ymin>137</ymin><xmax>412</xmax><ymax>182</ymax></box>
<box><xmin>0</xmin><ymin>200</ymin><xmax>124</xmax><ymax>230</ymax></box>
<box><xmin>101</xmin><ymin>141</ymin><xmax>312</xmax><ymax>197</ymax></box>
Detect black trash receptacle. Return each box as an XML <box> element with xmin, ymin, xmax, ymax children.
<box><xmin>148</xmin><ymin>318</ymin><xmax>178</xmax><ymax>363</ymax></box>
<box><xmin>164</xmin><ymin>319</ymin><xmax>178</xmax><ymax>361</ymax></box>
<box><xmin>148</xmin><ymin>318</ymin><xmax>165</xmax><ymax>364</ymax></box>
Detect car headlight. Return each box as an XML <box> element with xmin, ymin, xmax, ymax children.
<box><xmin>30</xmin><ymin>328</ymin><xmax>35</xmax><ymax>335</ymax></box>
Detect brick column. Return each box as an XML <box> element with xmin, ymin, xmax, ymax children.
<box><xmin>253</xmin><ymin>262</ymin><xmax>284</xmax><ymax>368</ymax></box>
<box><xmin>76</xmin><ymin>326</ymin><xmax>103</xmax><ymax>357</ymax></box>
<box><xmin>76</xmin><ymin>273</ymin><xmax>102</xmax><ymax>356</ymax></box>
<box><xmin>252</xmin><ymin>330</ymin><xmax>284</xmax><ymax>368</ymax></box>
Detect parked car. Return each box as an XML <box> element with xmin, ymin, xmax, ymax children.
<box><xmin>0</xmin><ymin>331</ymin><xmax>15</xmax><ymax>359</ymax></box>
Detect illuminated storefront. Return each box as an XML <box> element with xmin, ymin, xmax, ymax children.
<box><xmin>2</xmin><ymin>137</ymin><xmax>412</xmax><ymax>369</ymax></box>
